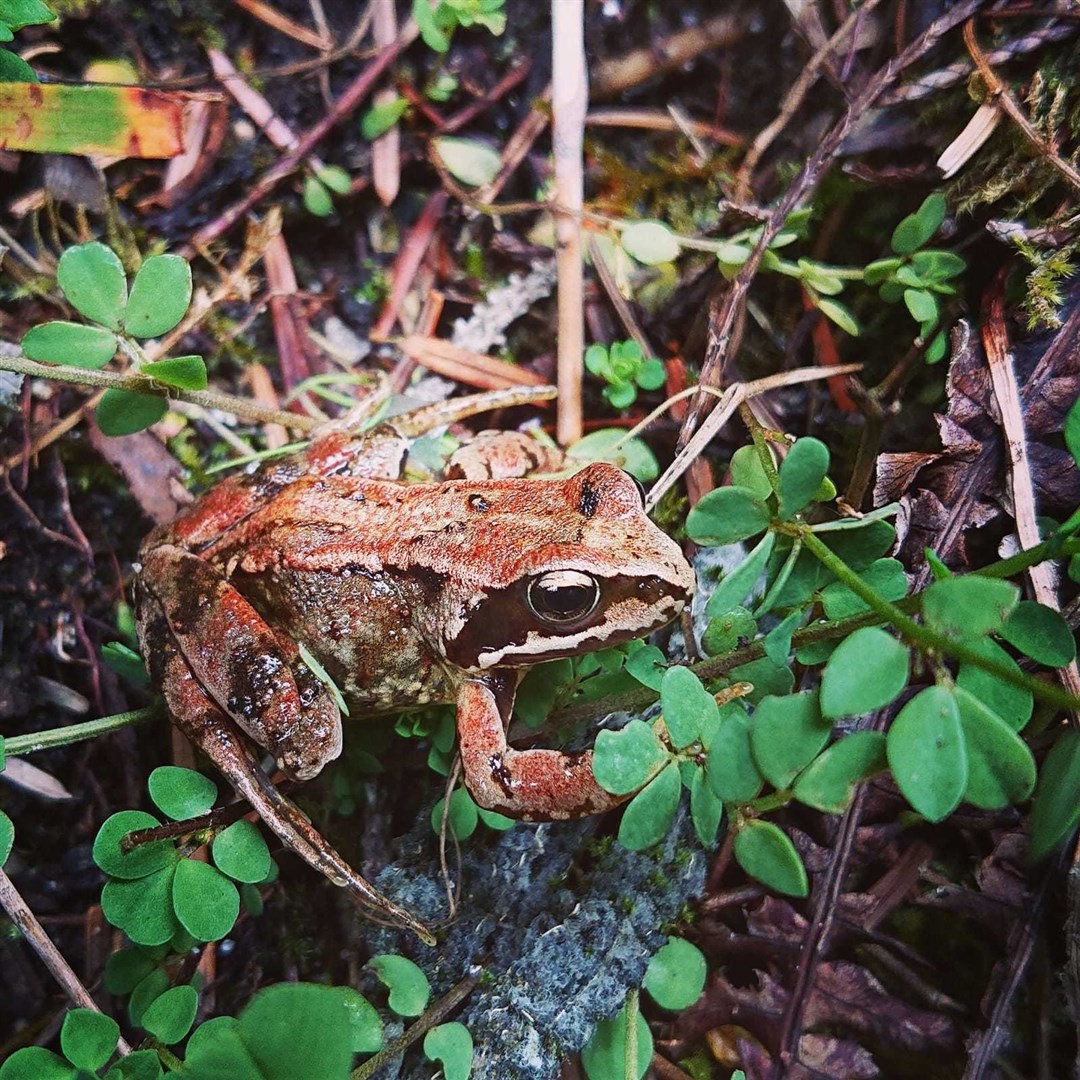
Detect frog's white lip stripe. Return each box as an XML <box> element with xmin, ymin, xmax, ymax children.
<box><xmin>473</xmin><ymin>594</ymin><xmax>685</xmax><ymax>669</ymax></box>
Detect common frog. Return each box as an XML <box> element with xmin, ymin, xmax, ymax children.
<box><xmin>134</xmin><ymin>388</ymin><xmax>695</xmax><ymax>940</ymax></box>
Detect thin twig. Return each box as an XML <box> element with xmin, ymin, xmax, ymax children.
<box><xmin>0</xmin><ymin>869</ymin><xmax>132</xmax><ymax>1054</ymax></box>
<box><xmin>350</xmin><ymin>970</ymin><xmax>482</xmax><ymax>1080</ymax></box>
<box><xmin>0</xmin><ymin>357</ymin><xmax>320</xmax><ymax>434</ymax></box>
<box><xmin>183</xmin><ymin>18</ymin><xmax>417</xmax><ymax>257</ymax></box>
<box><xmin>733</xmin><ymin>0</ymin><xmax>884</xmax><ymax>200</ymax></box>
<box><xmin>552</xmin><ymin>0</ymin><xmax>586</xmax><ymax>445</ymax></box>
<box><xmin>679</xmin><ymin>0</ymin><xmax>988</xmax><ymax>447</ymax></box>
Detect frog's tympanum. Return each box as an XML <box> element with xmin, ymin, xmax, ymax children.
<box><xmin>134</xmin><ymin>390</ymin><xmax>695</xmax><ymax>940</ymax></box>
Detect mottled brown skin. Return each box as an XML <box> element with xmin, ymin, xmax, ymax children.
<box><xmin>135</xmin><ymin>417</ymin><xmax>694</xmax><ymax>939</ymax></box>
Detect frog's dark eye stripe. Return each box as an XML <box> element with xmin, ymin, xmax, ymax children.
<box><xmin>527</xmin><ymin>570</ymin><xmax>600</xmax><ymax>624</ymax></box>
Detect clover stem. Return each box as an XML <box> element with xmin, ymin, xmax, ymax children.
<box><xmin>796</xmin><ymin>526</ymin><xmax>1080</xmax><ymax>712</ymax></box>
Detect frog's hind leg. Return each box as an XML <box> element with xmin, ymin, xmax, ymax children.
<box><xmin>138</xmin><ymin>545</ymin><xmax>342</xmax><ymax>782</ymax></box>
<box><xmin>138</xmin><ymin>601</ymin><xmax>435</xmax><ymax>944</ymax></box>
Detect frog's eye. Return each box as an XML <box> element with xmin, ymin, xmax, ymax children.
<box><xmin>527</xmin><ymin>571</ymin><xmax>600</xmax><ymax>624</ymax></box>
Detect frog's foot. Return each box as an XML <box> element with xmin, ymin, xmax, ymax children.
<box><xmin>139</xmin><ymin>606</ymin><xmax>435</xmax><ymax>944</ymax></box>
<box><xmin>456</xmin><ymin>677</ymin><xmax>628</xmax><ymax>821</ymax></box>
<box><xmin>139</xmin><ymin>545</ymin><xmax>341</xmax><ymax>782</ymax></box>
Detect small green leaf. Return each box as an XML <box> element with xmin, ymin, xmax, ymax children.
<box><xmin>887</xmin><ymin>686</ymin><xmax>966</xmax><ymax>822</ymax></box>
<box><xmin>148</xmin><ymin>766</ymin><xmax>217</xmax><ymax>821</ymax></box>
<box><xmin>128</xmin><ymin>969</ymin><xmax>170</xmax><ymax>1027</ymax></box>
<box><xmin>566</xmin><ymin>429</ymin><xmax>660</xmax><ymax>483</ymax></box>
<box><xmin>93</xmin><ymin>810</ymin><xmax>175</xmax><ymax>879</ymax></box>
<box><xmin>816</xmin><ymin>297</ymin><xmax>860</xmax><ymax>336</ymax></box>
<box><xmin>582</xmin><ymin>1000</ymin><xmax>652</xmax><ymax>1080</ymax></box>
<box><xmin>103</xmin><ymin>948</ymin><xmax>157</xmax><ymax>996</ymax></box>
<box><xmin>0</xmin><ymin>1047</ymin><xmax>75</xmax><ymax>1080</ymax></box>
<box><xmin>605</xmin><ymin>381</ymin><xmax>636</xmax><ymax>409</ymax></box>
<box><xmin>956</xmin><ymin>636</ymin><xmax>1032</xmax><ymax>731</ymax></box>
<box><xmin>643</xmin><ymin>938</ymin><xmax>706</xmax><ymax>1010</ymax></box>
<box><xmin>430</xmin><ymin>787</ymin><xmax>479</xmax><ymax>840</ymax></box>
<box><xmin>423</xmin><ymin>1023</ymin><xmax>473</xmax><ymax>1080</ymax></box>
<box><xmin>903</xmin><ymin>287</ymin><xmax>938</xmax><ymax>325</ymax></box>
<box><xmin>140</xmin><ymin>984</ymin><xmax>198</xmax><ymax>1044</ymax></box>
<box><xmin>864</xmin><ymin>257</ymin><xmax>903</xmax><ymax>285</ymax></box>
<box><xmin>172</xmin><ymin>859</ymin><xmax>240</xmax><ymax>942</ymax></box>
<box><xmin>314</xmin><ymin>163</ymin><xmax>351</xmax><ymax>193</ymax></box>
<box><xmin>124</xmin><ymin>254</ymin><xmax>192</xmax><ymax>337</ymax></box>
<box><xmin>777</xmin><ymin>438</ymin><xmax>829</xmax><ymax>519</ymax></box>
<box><xmin>104</xmin><ymin>1047</ymin><xmax>164</xmax><ymax>1080</ymax></box>
<box><xmin>617</xmin><ymin>762</ymin><xmax>681</xmax><ymax>850</ymax></box>
<box><xmin>412</xmin><ymin>0</ymin><xmax>450</xmax><ymax>50</ymax></box>
<box><xmin>730</xmin><ymin>656</ymin><xmax>794</xmax><ymax>702</ymax></box>
<box><xmin>0</xmin><ymin>47</ymin><xmax>37</xmax><ymax>79</ymax></box>
<box><xmin>101</xmin><ymin>866</ymin><xmax>179</xmax><ymax>946</ymax></box>
<box><xmin>370</xmin><ymin>954</ymin><xmax>431</xmax><ymax>1017</ymax></box>
<box><xmin>22</xmin><ymin>321</ymin><xmax>118</xmax><ymax>368</ymax></box>
<box><xmin>922</xmin><ymin>575</ymin><xmax>1019</xmax><ymax>640</ymax></box>
<box><xmin>733</xmin><ymin>820</ymin><xmax>808</xmax><ymax>896</ymax></box>
<box><xmin>361</xmin><ymin>97</ymin><xmax>408</xmax><ymax>139</ymax></box>
<box><xmin>432</xmin><ymin>135</ymin><xmax>501</xmax><ymax>187</ymax></box>
<box><xmin>61</xmin><ymin>1008</ymin><xmax>120</xmax><ymax>1071</ymax></box>
<box><xmin>687</xmin><ymin>486</ymin><xmax>772</xmax><ymax>545</ymax></box>
<box><xmin>593</xmin><ymin>719</ymin><xmax>669</xmax><ymax>796</ymax></box>
<box><xmin>212</xmin><ymin>820</ymin><xmax>272</xmax><ymax>884</ymax></box>
<box><xmin>660</xmin><ymin>666</ymin><xmax>718</xmax><ymax>750</ymax></box>
<box><xmin>998</xmin><ymin>601</ymin><xmax>1076</xmax><ymax>666</ymax></box>
<box><xmin>911</xmin><ymin>249</ymin><xmax>966</xmax><ymax>280</ymax></box>
<box><xmin>57</xmin><ymin>242</ymin><xmax>127</xmax><ymax>329</ymax></box>
<box><xmin>689</xmin><ymin>769</ymin><xmax>723</xmax><ymax>846</ymax></box>
<box><xmin>706</xmin><ymin>533</ymin><xmax>776</xmax><ymax>618</ymax></box>
<box><xmin>102</xmin><ymin>641</ymin><xmax>149</xmax><ymax>685</ymax></box>
<box><xmin>476</xmin><ymin>805</ymin><xmax>515</xmax><ymax>831</ymax></box>
<box><xmin>954</xmin><ymin>688</ymin><xmax>1036</xmax><ymax>810</ymax></box>
<box><xmin>96</xmin><ymin>389</ymin><xmax>168</xmax><ymax>436</ymax></box>
<box><xmin>729</xmin><ymin>444</ymin><xmax>773</xmax><ymax>500</ymax></box>
<box><xmin>1030</xmin><ymin>730</ymin><xmax>1080</xmax><ymax>859</ymax></box>
<box><xmin>1</xmin><ymin>0</ymin><xmax>56</xmax><ymax>31</ymax></box>
<box><xmin>891</xmin><ymin>193</ymin><xmax>946</xmax><ymax>254</ymax></box>
<box><xmin>820</xmin><ymin>627</ymin><xmax>909</xmax><ymax>719</ymax></box>
<box><xmin>0</xmin><ymin>810</ymin><xmax>12</xmax><ymax>868</ymax></box>
<box><xmin>624</xmin><ymin>644</ymin><xmax>667</xmax><ymax>690</ymax></box>
<box><xmin>820</xmin><ymin>558</ymin><xmax>908</xmax><ymax>619</ymax></box>
<box><xmin>621</xmin><ymin>220</ymin><xmax>681</xmax><ymax>265</ymax></box>
<box><xmin>141</xmin><ymin>355</ymin><xmax>208</xmax><ymax>391</ymax></box>
<box><xmin>701</xmin><ymin>606</ymin><xmax>757</xmax><ymax>658</ymax></box>
<box><xmin>635</xmin><ymin>357</ymin><xmax>666</xmax><ymax>390</ymax></box>
<box><xmin>792</xmin><ymin>731</ymin><xmax>887</xmax><ymax>812</ymax></box>
<box><xmin>705</xmin><ymin>707</ymin><xmax>762</xmax><ymax>802</ymax></box>
<box><xmin>302</xmin><ymin>175</ymin><xmax>334</xmax><ymax>217</ymax></box>
<box><xmin>335</xmin><ymin>987</ymin><xmax>384</xmax><ymax>1054</ymax></box>
<box><xmin>750</xmin><ymin>690</ymin><xmax>830</xmax><ymax>790</ymax></box>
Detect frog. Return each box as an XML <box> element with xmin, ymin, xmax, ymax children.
<box><xmin>133</xmin><ymin>387</ymin><xmax>695</xmax><ymax>941</ymax></box>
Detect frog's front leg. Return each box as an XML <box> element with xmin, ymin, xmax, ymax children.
<box><xmin>136</xmin><ymin>569</ymin><xmax>435</xmax><ymax>943</ymax></box>
<box><xmin>455</xmin><ymin>675</ymin><xmax>628</xmax><ymax>820</ymax></box>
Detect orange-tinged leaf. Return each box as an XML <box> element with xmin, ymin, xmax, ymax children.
<box><xmin>0</xmin><ymin>83</ymin><xmax>221</xmax><ymax>158</ymax></box>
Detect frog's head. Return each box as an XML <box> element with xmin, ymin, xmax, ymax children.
<box><xmin>439</xmin><ymin>463</ymin><xmax>695</xmax><ymax>671</ymax></box>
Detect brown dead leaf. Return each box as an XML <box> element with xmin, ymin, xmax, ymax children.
<box><xmin>875</xmin><ymin>296</ymin><xmax>1080</xmax><ymax>583</ymax></box>
<box><xmin>88</xmin><ymin>424</ymin><xmax>188</xmax><ymax>525</ymax></box>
